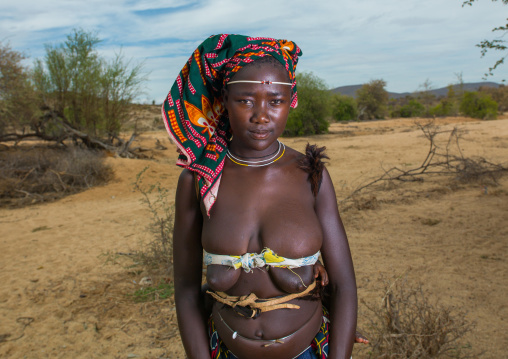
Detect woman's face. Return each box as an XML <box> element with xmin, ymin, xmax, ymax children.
<box><xmin>224</xmin><ymin>62</ymin><xmax>292</xmax><ymax>154</ymax></box>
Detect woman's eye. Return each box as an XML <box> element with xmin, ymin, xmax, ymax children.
<box><xmin>271</xmin><ymin>99</ymin><xmax>283</xmax><ymax>105</ymax></box>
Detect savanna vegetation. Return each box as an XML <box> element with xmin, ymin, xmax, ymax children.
<box><xmin>2</xmin><ymin>28</ymin><xmax>506</xmax><ymax>207</ymax></box>
<box><xmin>285</xmin><ymin>71</ymin><xmax>331</xmax><ymax>136</ymax></box>
<box><xmin>0</xmin><ymin>29</ymin><xmax>146</xmax><ymax>207</ymax></box>
<box><xmin>1</xmin><ymin>29</ymin><xmax>145</xmax><ymax>153</ymax></box>
<box><xmin>2</xmin><ymin>28</ymin><xmax>505</xmax><ymax>146</ymax></box>
<box><xmin>329</xmin><ymin>80</ymin><xmax>506</xmax><ymax>123</ymax></box>
<box><xmin>286</xmin><ymin>75</ymin><xmax>506</xmax><ymax>135</ymax></box>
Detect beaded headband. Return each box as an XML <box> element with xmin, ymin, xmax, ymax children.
<box><xmin>227</xmin><ymin>80</ymin><xmax>293</xmax><ymax>86</ymax></box>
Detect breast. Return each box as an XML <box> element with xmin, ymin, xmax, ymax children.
<box><xmin>202</xmin><ymin>190</ymin><xmax>323</xmax><ymax>253</ymax></box>
<box><xmin>202</xmin><ymin>162</ymin><xmax>323</xmax><ymax>297</ymax></box>
<box><xmin>268</xmin><ymin>266</ymin><xmax>315</xmax><ymax>293</ymax></box>
<box><xmin>206</xmin><ymin>264</ymin><xmax>242</xmax><ymax>292</ymax></box>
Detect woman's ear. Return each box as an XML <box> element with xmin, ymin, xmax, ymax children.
<box><xmin>221</xmin><ymin>87</ymin><xmax>229</xmax><ymax>106</ymax></box>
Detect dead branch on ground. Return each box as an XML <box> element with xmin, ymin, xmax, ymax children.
<box><xmin>341</xmin><ymin>120</ymin><xmax>508</xmax><ymax>203</ymax></box>
<box><xmin>0</xmin><ymin>110</ymin><xmax>149</xmax><ymax>158</ymax></box>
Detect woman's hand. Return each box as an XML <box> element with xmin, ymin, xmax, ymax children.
<box><xmin>313</xmin><ymin>261</ymin><xmax>329</xmax><ymax>287</ymax></box>
<box><xmin>355</xmin><ymin>331</ymin><xmax>369</xmax><ymax>344</ymax></box>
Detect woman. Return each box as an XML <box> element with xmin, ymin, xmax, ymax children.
<box><xmin>163</xmin><ymin>34</ymin><xmax>357</xmax><ymax>359</ymax></box>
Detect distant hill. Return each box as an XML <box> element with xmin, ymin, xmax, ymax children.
<box><xmin>331</xmin><ymin>82</ymin><xmax>502</xmax><ymax>99</ymax></box>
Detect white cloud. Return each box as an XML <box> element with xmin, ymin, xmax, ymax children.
<box><xmin>1</xmin><ymin>0</ymin><xmax>507</xmax><ymax>100</ymax></box>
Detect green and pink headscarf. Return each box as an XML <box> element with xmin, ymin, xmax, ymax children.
<box><xmin>162</xmin><ymin>34</ymin><xmax>302</xmax><ymax>215</ymax></box>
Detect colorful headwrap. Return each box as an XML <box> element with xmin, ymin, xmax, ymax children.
<box><xmin>162</xmin><ymin>34</ymin><xmax>302</xmax><ymax>215</ymax></box>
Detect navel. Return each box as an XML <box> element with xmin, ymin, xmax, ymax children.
<box><xmin>254</xmin><ymin>329</ymin><xmax>264</xmax><ymax>339</ymax></box>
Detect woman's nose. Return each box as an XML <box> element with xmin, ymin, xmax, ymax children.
<box><xmin>251</xmin><ymin>102</ymin><xmax>269</xmax><ymax>123</ymax></box>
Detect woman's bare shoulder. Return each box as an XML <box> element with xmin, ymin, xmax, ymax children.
<box><xmin>282</xmin><ymin>145</ymin><xmax>305</xmax><ymax>162</ymax></box>
<box><xmin>178</xmin><ymin>168</ymin><xmax>194</xmax><ymax>183</ymax></box>
<box><xmin>175</xmin><ymin>169</ymin><xmax>200</xmax><ymax>209</ymax></box>
<box><xmin>176</xmin><ymin>168</ymin><xmax>198</xmax><ymax>195</ymax></box>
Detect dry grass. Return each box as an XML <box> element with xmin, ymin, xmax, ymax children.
<box><xmin>0</xmin><ymin>146</ymin><xmax>113</xmax><ymax>208</ymax></box>
<box><xmin>358</xmin><ymin>274</ymin><xmax>479</xmax><ymax>359</ymax></box>
<box><xmin>341</xmin><ymin>121</ymin><xmax>508</xmax><ymax>206</ymax></box>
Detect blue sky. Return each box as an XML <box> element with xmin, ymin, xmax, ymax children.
<box><xmin>1</xmin><ymin>0</ymin><xmax>507</xmax><ymax>103</ymax></box>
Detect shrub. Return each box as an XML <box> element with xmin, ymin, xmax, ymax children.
<box><xmin>0</xmin><ymin>43</ymin><xmax>39</xmax><ymax>137</ymax></box>
<box><xmin>398</xmin><ymin>99</ymin><xmax>426</xmax><ymax>118</ymax></box>
<box><xmin>332</xmin><ymin>94</ymin><xmax>358</xmax><ymax>121</ymax></box>
<box><xmin>459</xmin><ymin>91</ymin><xmax>498</xmax><ymax>120</ymax></box>
<box><xmin>32</xmin><ymin>29</ymin><xmax>145</xmax><ymax>140</ymax></box>
<box><xmin>133</xmin><ymin>167</ymin><xmax>174</xmax><ymax>279</ymax></box>
<box><xmin>359</xmin><ymin>275</ymin><xmax>478</xmax><ymax>358</ymax></box>
<box><xmin>431</xmin><ymin>98</ymin><xmax>458</xmax><ymax>117</ymax></box>
<box><xmin>356</xmin><ymin>79</ymin><xmax>389</xmax><ymax>120</ymax></box>
<box><xmin>478</xmin><ymin>84</ymin><xmax>508</xmax><ymax>112</ymax></box>
<box><xmin>0</xmin><ymin>146</ymin><xmax>113</xmax><ymax>207</ymax></box>
<box><xmin>285</xmin><ymin>72</ymin><xmax>330</xmax><ymax>136</ymax></box>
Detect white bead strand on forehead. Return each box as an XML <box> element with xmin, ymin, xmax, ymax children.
<box><xmin>226</xmin><ymin>141</ymin><xmax>285</xmax><ymax>167</ymax></box>
<box><xmin>227</xmin><ymin>80</ymin><xmax>293</xmax><ymax>86</ymax></box>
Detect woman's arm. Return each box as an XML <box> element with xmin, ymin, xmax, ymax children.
<box><xmin>315</xmin><ymin>168</ymin><xmax>357</xmax><ymax>359</ymax></box>
<box><xmin>173</xmin><ymin>169</ymin><xmax>210</xmax><ymax>359</ymax></box>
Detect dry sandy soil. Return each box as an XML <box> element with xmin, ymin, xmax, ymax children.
<box><xmin>1</xmin><ymin>114</ymin><xmax>507</xmax><ymax>358</ymax></box>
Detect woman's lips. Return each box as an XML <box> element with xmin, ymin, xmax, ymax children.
<box><xmin>249</xmin><ymin>129</ymin><xmax>270</xmax><ymax>140</ymax></box>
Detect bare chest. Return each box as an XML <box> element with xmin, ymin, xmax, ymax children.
<box><xmin>201</xmin><ymin>166</ymin><xmax>322</xmax><ymax>258</ymax></box>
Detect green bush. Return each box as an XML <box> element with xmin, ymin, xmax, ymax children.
<box><xmin>332</xmin><ymin>94</ymin><xmax>358</xmax><ymax>121</ymax></box>
<box><xmin>398</xmin><ymin>99</ymin><xmax>425</xmax><ymax>118</ymax></box>
<box><xmin>459</xmin><ymin>91</ymin><xmax>498</xmax><ymax>120</ymax></box>
<box><xmin>0</xmin><ymin>43</ymin><xmax>39</xmax><ymax>137</ymax></box>
<box><xmin>285</xmin><ymin>72</ymin><xmax>330</xmax><ymax>136</ymax></box>
<box><xmin>32</xmin><ymin>29</ymin><xmax>145</xmax><ymax>140</ymax></box>
<box><xmin>479</xmin><ymin>85</ymin><xmax>508</xmax><ymax>112</ymax></box>
<box><xmin>431</xmin><ymin>98</ymin><xmax>457</xmax><ymax>117</ymax></box>
<box><xmin>356</xmin><ymin>79</ymin><xmax>389</xmax><ymax>120</ymax></box>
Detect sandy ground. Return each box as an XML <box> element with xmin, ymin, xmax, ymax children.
<box><xmin>1</xmin><ymin>115</ymin><xmax>507</xmax><ymax>358</ymax></box>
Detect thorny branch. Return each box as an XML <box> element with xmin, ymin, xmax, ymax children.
<box><xmin>341</xmin><ymin>120</ymin><xmax>508</xmax><ymax>204</ymax></box>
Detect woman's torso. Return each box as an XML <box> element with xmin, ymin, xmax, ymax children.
<box><xmin>202</xmin><ymin>149</ymin><xmax>324</xmax><ymax>359</ymax></box>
